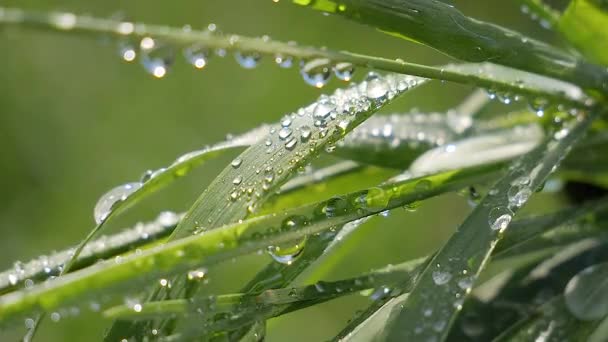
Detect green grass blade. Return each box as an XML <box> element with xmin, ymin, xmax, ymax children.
<box><xmin>0</xmin><ymin>7</ymin><xmax>591</xmax><ymax>106</ymax></box>
<box><xmin>0</xmin><ymin>212</ymin><xmax>179</xmax><ymax>294</ymax></box>
<box><xmin>171</xmin><ymin>73</ymin><xmax>425</xmax><ymax>239</ymax></box>
<box><xmin>288</xmin><ymin>0</ymin><xmax>608</xmax><ymax>92</ymax></box>
<box><xmin>102</xmin><ymin>259</ymin><xmax>422</xmax><ymax>320</ymax></box>
<box><xmin>559</xmin><ymin>0</ymin><xmax>608</xmax><ymax>66</ymax></box>
<box><xmin>0</xmin><ymin>163</ymin><xmax>499</xmax><ymax>323</ymax></box>
<box><xmin>342</xmin><ymin>110</ymin><xmax>596</xmax><ymax>341</ymax></box>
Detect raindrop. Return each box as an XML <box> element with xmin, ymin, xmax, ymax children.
<box><xmin>118</xmin><ymin>42</ymin><xmax>137</xmax><ymax>62</ymax></box>
<box><xmin>365</xmin><ymin>75</ymin><xmax>389</xmax><ymax>103</ymax></box>
<box><xmin>233</xmin><ymin>176</ymin><xmax>243</xmax><ymax>185</ymax></box>
<box><xmin>267</xmin><ymin>216</ymin><xmax>308</xmax><ymax>265</ymax></box>
<box><xmin>507</xmin><ymin>186</ymin><xmax>532</xmax><ymax>208</ymax></box>
<box><xmin>278</xmin><ymin>127</ymin><xmax>293</xmax><ymax>140</ymax></box>
<box><xmin>323</xmin><ymin>197</ymin><xmax>348</xmax><ymax>217</ymax></box>
<box><xmin>300</xmin><ymin>58</ymin><xmax>332</xmax><ymax>88</ymax></box>
<box><xmin>50</xmin><ymin>312</ymin><xmax>61</xmax><ymax>322</ymax></box>
<box><xmin>139</xmin><ymin>37</ymin><xmax>174</xmax><ymax>78</ymax></box>
<box><xmin>94</xmin><ymin>182</ymin><xmax>142</xmax><ymax>224</ymax></box>
<box><xmin>285</xmin><ymin>137</ymin><xmax>298</xmax><ymax>150</ymax></box>
<box><xmin>183</xmin><ymin>44</ymin><xmax>210</xmax><ymax>69</ymax></box>
<box><xmin>432</xmin><ymin>270</ymin><xmax>452</xmax><ymax>285</ymax></box>
<box><xmin>300</xmin><ymin>125</ymin><xmax>312</xmax><ymax>141</ymax></box>
<box><xmin>529</xmin><ymin>97</ymin><xmax>549</xmax><ymax>117</ymax></box>
<box><xmin>231</xmin><ymin>158</ymin><xmax>243</xmax><ymax>169</ymax></box>
<box><xmin>488</xmin><ymin>207</ymin><xmax>513</xmax><ymax>232</ymax></box>
<box><xmin>274</xmin><ymin>54</ymin><xmax>293</xmax><ymax>68</ymax></box>
<box><xmin>333</xmin><ymin>62</ymin><xmax>355</xmax><ymax>81</ymax></box>
<box><xmin>235</xmin><ymin>51</ymin><xmax>261</xmax><ymax>69</ymax></box>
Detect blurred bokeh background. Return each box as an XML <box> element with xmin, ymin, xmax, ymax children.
<box><xmin>0</xmin><ymin>0</ymin><xmax>569</xmax><ymax>340</ymax></box>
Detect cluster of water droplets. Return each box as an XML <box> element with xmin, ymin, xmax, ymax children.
<box><xmin>111</xmin><ymin>20</ymin><xmax>358</xmax><ymax>86</ymax></box>
<box><xmin>413</xmin><ymin>265</ymin><xmax>475</xmax><ymax>337</ymax></box>
<box><xmin>0</xmin><ymin>211</ymin><xmax>181</xmax><ymax>291</ymax></box>
<box><xmin>338</xmin><ymin>110</ymin><xmax>461</xmax><ymax>154</ymax></box>
<box><xmin>520</xmin><ymin>4</ymin><xmax>552</xmax><ymax>29</ymax></box>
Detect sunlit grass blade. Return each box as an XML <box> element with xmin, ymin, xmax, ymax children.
<box><xmin>339</xmin><ymin>110</ymin><xmax>596</xmax><ymax>341</ymax></box>
<box><xmin>170</xmin><ymin>73</ymin><xmax>425</xmax><ymax>239</ymax></box>
<box><xmin>559</xmin><ymin>0</ymin><xmax>608</xmax><ymax>65</ymax></box>
<box><xmin>0</xmin><ymin>7</ymin><xmax>592</xmax><ymax>107</ymax></box>
<box><xmin>287</xmin><ymin>0</ymin><xmax>608</xmax><ymax>92</ymax></box>
<box><xmin>0</xmin><ymin>162</ymin><xmax>500</xmax><ymax>323</ymax></box>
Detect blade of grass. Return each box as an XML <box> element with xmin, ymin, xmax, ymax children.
<box><xmin>0</xmin><ymin>162</ymin><xmax>501</xmax><ymax>323</ymax></box>
<box><xmin>559</xmin><ymin>0</ymin><xmax>608</xmax><ymax>66</ymax></box>
<box><xmin>338</xmin><ymin>109</ymin><xmax>597</xmax><ymax>341</ymax></box>
<box><xmin>286</xmin><ymin>0</ymin><xmax>608</xmax><ymax>92</ymax></box>
<box><xmin>0</xmin><ymin>7</ymin><xmax>591</xmax><ymax>106</ymax></box>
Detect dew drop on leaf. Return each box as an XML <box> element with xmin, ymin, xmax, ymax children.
<box><xmin>333</xmin><ymin>62</ymin><xmax>355</xmax><ymax>81</ymax></box>
<box><xmin>235</xmin><ymin>51</ymin><xmax>261</xmax><ymax>69</ymax></box>
<box><xmin>94</xmin><ymin>182</ymin><xmax>142</xmax><ymax>224</ymax></box>
<box><xmin>183</xmin><ymin>44</ymin><xmax>210</xmax><ymax>69</ymax></box>
<box><xmin>274</xmin><ymin>54</ymin><xmax>293</xmax><ymax>68</ymax></box>
<box><xmin>432</xmin><ymin>270</ymin><xmax>452</xmax><ymax>285</ymax></box>
<box><xmin>139</xmin><ymin>37</ymin><xmax>174</xmax><ymax>78</ymax></box>
<box><xmin>118</xmin><ymin>42</ymin><xmax>136</xmax><ymax>62</ymax></box>
<box><xmin>300</xmin><ymin>58</ymin><xmax>332</xmax><ymax>88</ymax></box>
<box><xmin>488</xmin><ymin>206</ymin><xmax>513</xmax><ymax>232</ymax></box>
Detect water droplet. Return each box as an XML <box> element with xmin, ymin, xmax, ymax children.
<box><xmin>235</xmin><ymin>51</ymin><xmax>261</xmax><ymax>69</ymax></box>
<box><xmin>267</xmin><ymin>217</ymin><xmax>308</xmax><ymax>265</ymax></box>
<box><xmin>94</xmin><ymin>182</ymin><xmax>142</xmax><ymax>224</ymax></box>
<box><xmin>300</xmin><ymin>125</ymin><xmax>312</xmax><ymax>141</ymax></box>
<box><xmin>365</xmin><ymin>73</ymin><xmax>389</xmax><ymax>103</ymax></box>
<box><xmin>334</xmin><ymin>62</ymin><xmax>355</xmax><ymax>81</ymax></box>
<box><xmin>8</xmin><ymin>273</ymin><xmax>18</xmax><ymax>286</ymax></box>
<box><xmin>432</xmin><ymin>270</ymin><xmax>452</xmax><ymax>285</ymax></box>
<box><xmin>488</xmin><ymin>207</ymin><xmax>513</xmax><ymax>232</ymax></box>
<box><xmin>50</xmin><ymin>312</ymin><xmax>61</xmax><ymax>322</ymax></box>
<box><xmin>323</xmin><ymin>197</ymin><xmax>348</xmax><ymax>217</ymax></box>
<box><xmin>25</xmin><ymin>318</ymin><xmax>35</xmax><ymax>329</ymax></box>
<box><xmin>139</xmin><ymin>37</ymin><xmax>174</xmax><ymax>78</ymax></box>
<box><xmin>285</xmin><ymin>137</ymin><xmax>298</xmax><ymax>150</ymax></box>
<box><xmin>118</xmin><ymin>42</ymin><xmax>137</xmax><ymax>62</ymax></box>
<box><xmin>133</xmin><ymin>303</ymin><xmax>142</xmax><ymax>312</ymax></box>
<box><xmin>529</xmin><ymin>97</ymin><xmax>549</xmax><ymax>117</ymax></box>
<box><xmin>278</xmin><ymin>127</ymin><xmax>293</xmax><ymax>140</ymax></box>
<box><xmin>274</xmin><ymin>54</ymin><xmax>293</xmax><ymax>68</ymax></box>
<box><xmin>507</xmin><ymin>186</ymin><xmax>532</xmax><ymax>208</ymax></box>
<box><xmin>183</xmin><ymin>44</ymin><xmax>210</xmax><ymax>69</ymax></box>
<box><xmin>231</xmin><ymin>158</ymin><xmax>243</xmax><ymax>168</ymax></box>
<box><xmin>300</xmin><ymin>58</ymin><xmax>332</xmax><ymax>88</ymax></box>
<box><xmin>233</xmin><ymin>176</ymin><xmax>243</xmax><ymax>185</ymax></box>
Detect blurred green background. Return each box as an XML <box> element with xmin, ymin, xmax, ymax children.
<box><xmin>0</xmin><ymin>0</ymin><xmax>567</xmax><ymax>340</ymax></box>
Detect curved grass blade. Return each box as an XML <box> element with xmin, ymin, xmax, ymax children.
<box><xmin>102</xmin><ymin>259</ymin><xmax>422</xmax><ymax>321</ymax></box>
<box><xmin>333</xmin><ymin>112</ymin><xmax>460</xmax><ymax>169</ymax></box>
<box><xmin>0</xmin><ymin>163</ymin><xmax>500</xmax><ymax>323</ymax></box>
<box><xmin>0</xmin><ymin>212</ymin><xmax>180</xmax><ymax>294</ymax></box>
<box><xmin>0</xmin><ymin>7</ymin><xmax>591</xmax><ymax>106</ymax></box>
<box><xmin>410</xmin><ymin>124</ymin><xmax>543</xmax><ymax>175</ymax></box>
<box><xmin>171</xmin><ymin>73</ymin><xmax>425</xmax><ymax>239</ymax></box>
<box><xmin>63</xmin><ymin>127</ymin><xmax>266</xmax><ymax>272</ymax></box>
<box><xmin>340</xmin><ymin>110</ymin><xmax>597</xmax><ymax>341</ymax></box>
<box><xmin>288</xmin><ymin>0</ymin><xmax>608</xmax><ymax>92</ymax></box>
<box><xmin>559</xmin><ymin>0</ymin><xmax>608</xmax><ymax>65</ymax></box>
